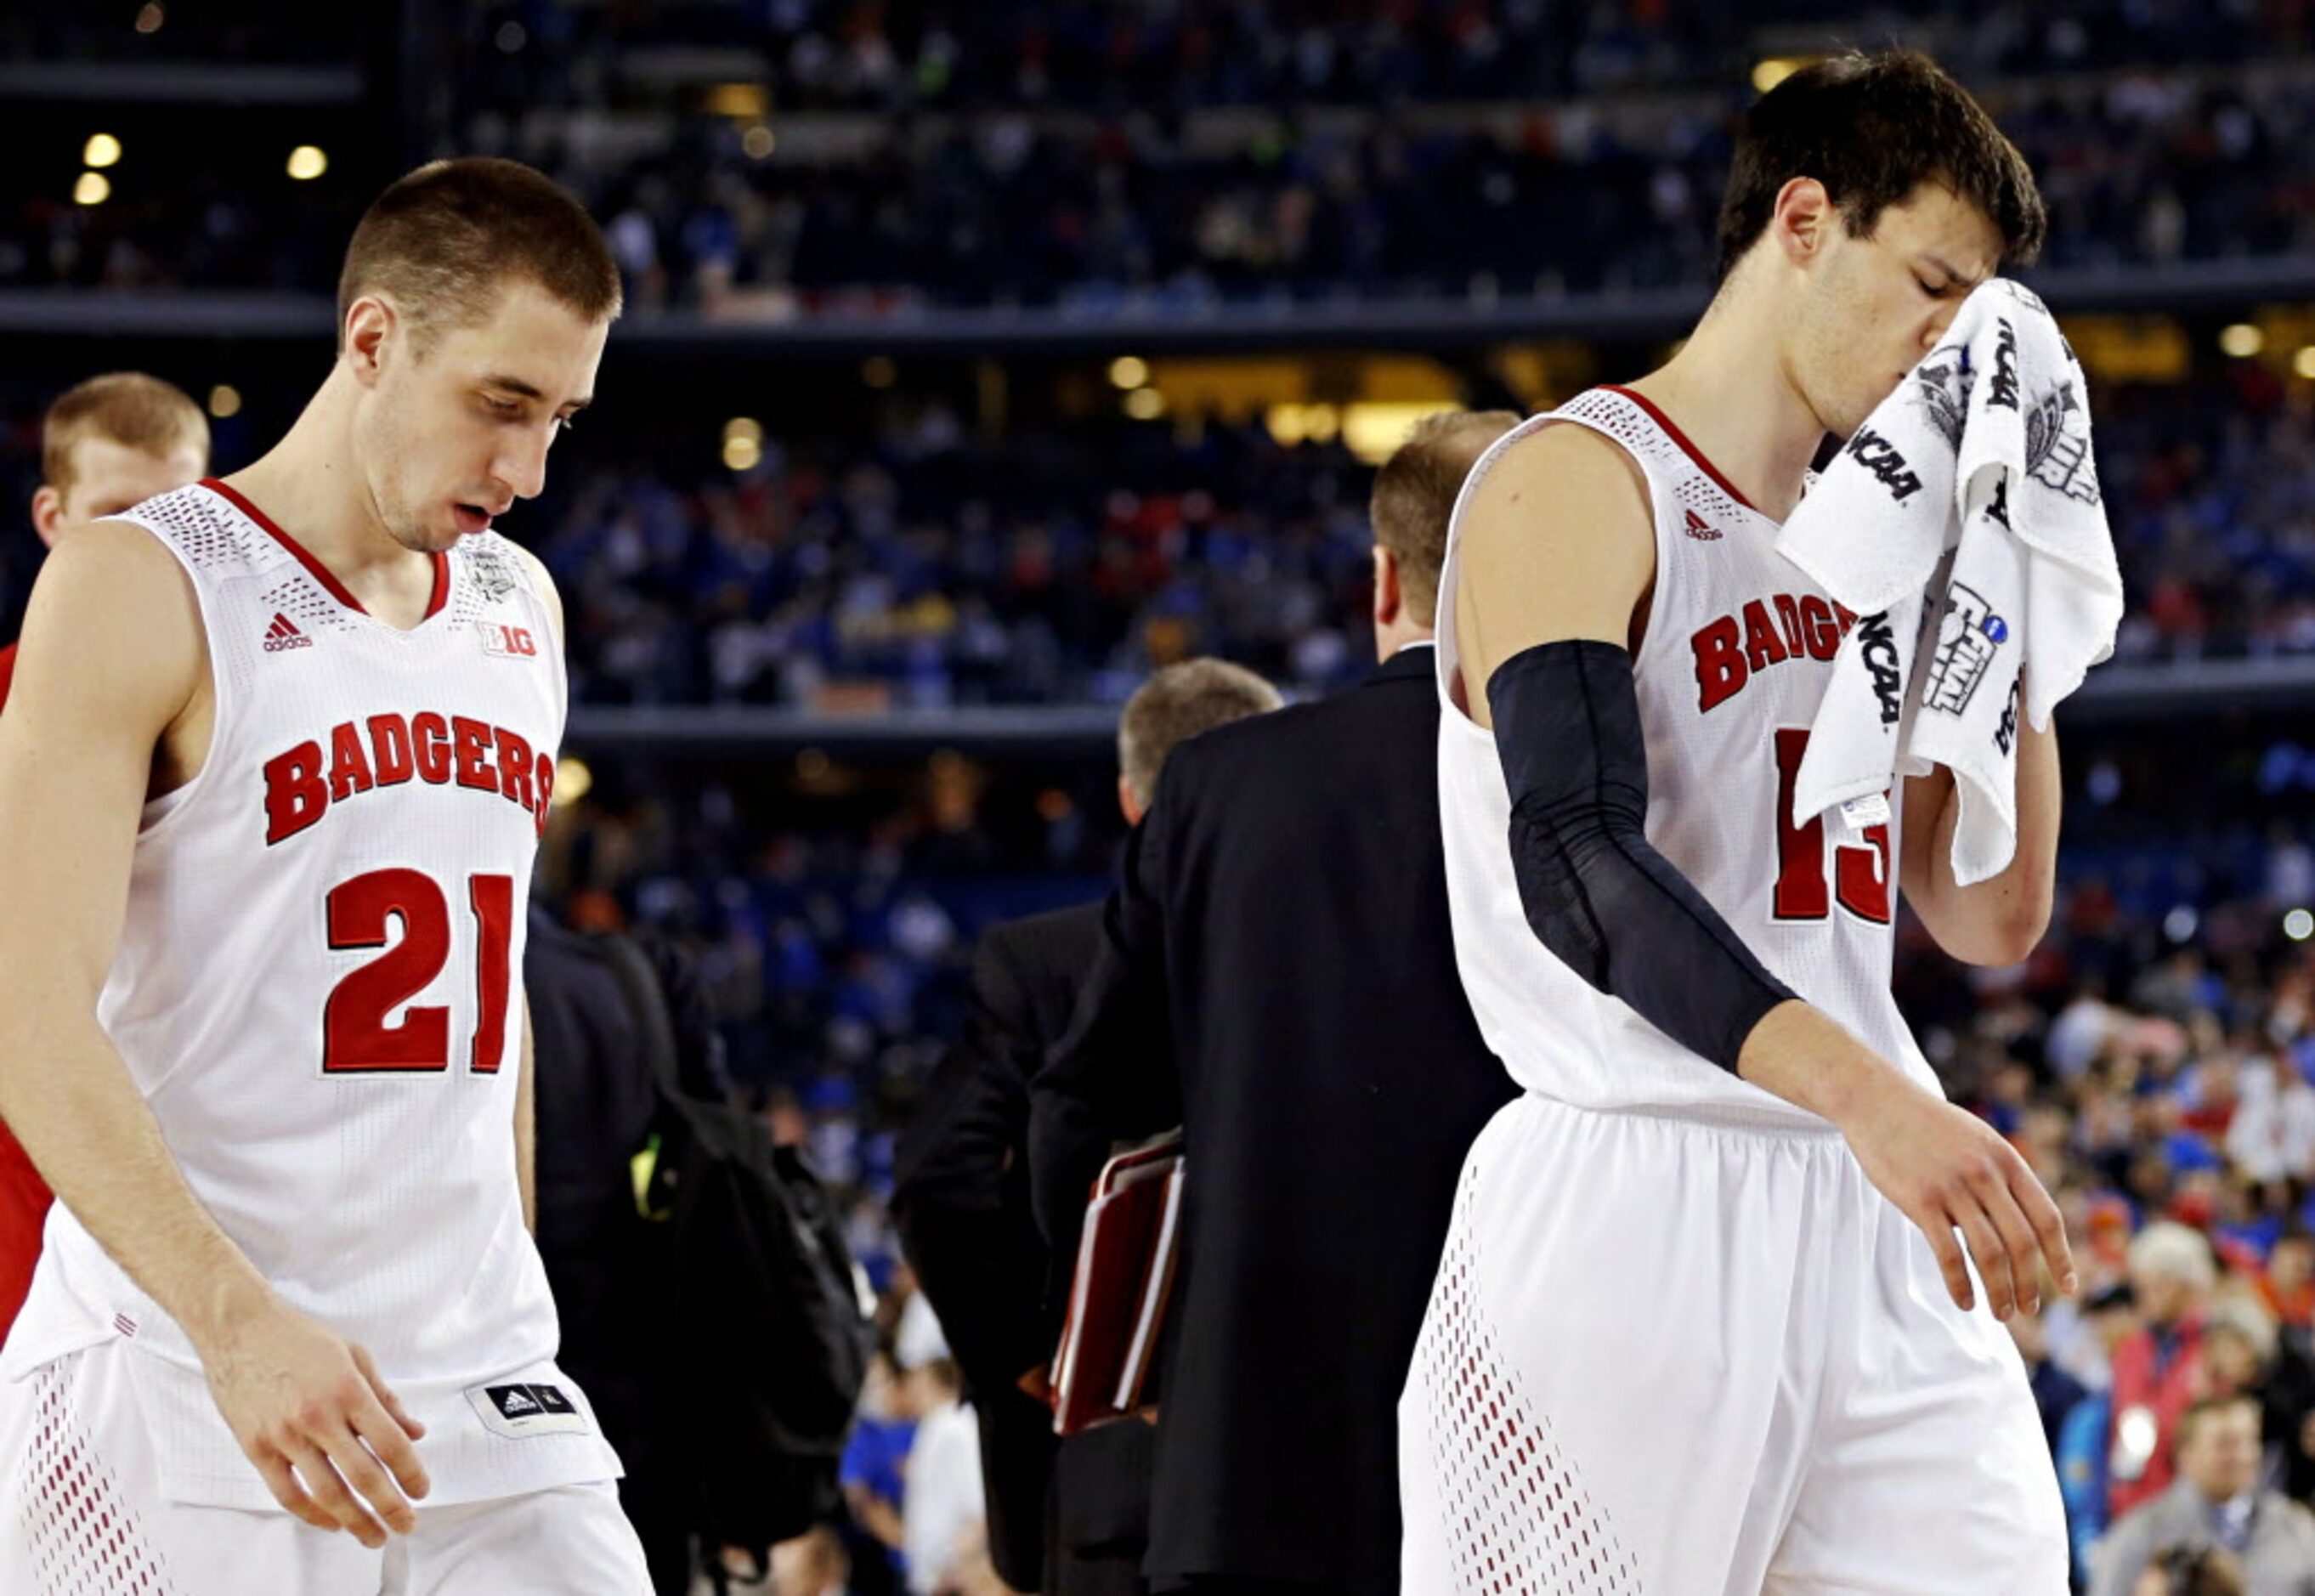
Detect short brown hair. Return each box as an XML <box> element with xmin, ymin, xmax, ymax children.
<box><xmin>41</xmin><ymin>372</ymin><xmax>209</xmax><ymax>497</ymax></box>
<box><xmin>1371</xmin><ymin>410</ymin><xmax>1520</xmax><ymax>624</ymax></box>
<box><xmin>2176</xmin><ymin>1392</ymin><xmax>2259</xmax><ymax>1451</ymax></box>
<box><xmin>337</xmin><ymin>156</ymin><xmax>622</xmax><ymax>350</ymax></box>
<box><xmin>1118</xmin><ymin>658</ymin><xmax>1283</xmax><ymax>808</ymax></box>
<box><xmin>1716</xmin><ymin>50</ymin><xmax>2045</xmax><ymax>281</ymax></box>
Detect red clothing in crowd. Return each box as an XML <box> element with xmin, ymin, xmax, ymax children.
<box><xmin>2106</xmin><ymin>1311</ymin><xmax>2210</xmax><ymax>1519</ymax></box>
<box><xmin>0</xmin><ymin>639</ymin><xmax>58</xmax><ymax>1344</ymax></box>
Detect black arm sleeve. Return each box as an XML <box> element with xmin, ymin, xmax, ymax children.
<box><xmin>1488</xmin><ymin>638</ymin><xmax>1797</xmax><ymax>1072</ymax></box>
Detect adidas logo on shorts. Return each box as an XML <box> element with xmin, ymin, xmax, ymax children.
<box><xmin>262</xmin><ymin>613</ymin><xmax>313</xmax><ymax>653</ymax></box>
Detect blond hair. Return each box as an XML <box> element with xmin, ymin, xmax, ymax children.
<box><xmin>1370</xmin><ymin>410</ymin><xmax>1521</xmax><ymax>623</ymax></box>
<box><xmin>41</xmin><ymin>372</ymin><xmax>209</xmax><ymax>498</ymax></box>
<box><xmin>1118</xmin><ymin>658</ymin><xmax>1284</xmax><ymax>809</ymax></box>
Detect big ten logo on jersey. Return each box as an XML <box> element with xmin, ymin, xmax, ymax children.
<box><xmin>262</xmin><ymin>710</ymin><xmax>556</xmax><ymax>846</ymax></box>
<box><xmin>478</xmin><ymin>621</ymin><xmax>538</xmax><ymax>659</ymax></box>
<box><xmin>1690</xmin><ymin>592</ymin><xmax>1862</xmax><ymax>712</ymax></box>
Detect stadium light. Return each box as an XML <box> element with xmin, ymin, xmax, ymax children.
<box><xmin>83</xmin><ymin>134</ymin><xmax>122</xmax><ymax>170</ymax></box>
<box><xmin>495</xmin><ymin>21</ymin><xmax>526</xmax><ymax>53</ymax></box>
<box><xmin>1108</xmin><ymin>355</ymin><xmax>1150</xmax><ymax>390</ymax></box>
<box><xmin>207</xmin><ymin>384</ymin><xmax>242</xmax><ymax>419</ymax></box>
<box><xmin>286</xmin><ymin>145</ymin><xmax>328</xmax><ymax>181</ymax></box>
<box><xmin>723</xmin><ymin>416</ymin><xmax>764</xmax><ymax>446</ymax></box>
<box><xmin>73</xmin><ymin>172</ymin><xmax>110</xmax><ymax>207</ymax></box>
<box><xmin>1752</xmin><ymin>57</ymin><xmax>1817</xmax><ymax>93</ymax></box>
<box><xmin>2288</xmin><ymin>908</ymin><xmax>2314</xmax><ymax>942</ymax></box>
<box><xmin>552</xmin><ymin>756</ymin><xmax>593</xmax><ymax>807</ymax></box>
<box><xmin>742</xmin><ymin>124</ymin><xmax>776</xmax><ymax>160</ymax></box>
<box><xmin>2295</xmin><ymin>346</ymin><xmax>2315</xmax><ymax>381</ymax></box>
<box><xmin>134</xmin><ymin>3</ymin><xmax>163</xmax><ymax>33</ymax></box>
<box><xmin>1123</xmin><ymin>387</ymin><xmax>1165</xmax><ymax>421</ymax></box>
<box><xmin>2220</xmin><ymin>323</ymin><xmax>2263</xmax><ymax>359</ymax></box>
<box><xmin>723</xmin><ymin>434</ymin><xmax>762</xmax><ymax>472</ymax></box>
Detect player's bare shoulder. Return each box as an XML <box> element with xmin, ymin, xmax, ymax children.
<box><xmin>498</xmin><ymin>539</ymin><xmax>565</xmax><ymax>649</ymax></box>
<box><xmin>3</xmin><ymin>517</ymin><xmax>207</xmax><ymax>748</ymax></box>
<box><xmin>1453</xmin><ymin>416</ymin><xmax>1658</xmax><ymax>726</ymax></box>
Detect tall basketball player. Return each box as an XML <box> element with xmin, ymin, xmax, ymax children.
<box><xmin>1401</xmin><ymin>53</ymin><xmax>2078</xmax><ymax>1593</ymax></box>
<box><xmin>0</xmin><ymin>159</ymin><xmax>651</xmax><ymax>1591</ymax></box>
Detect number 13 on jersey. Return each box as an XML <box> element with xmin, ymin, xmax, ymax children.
<box><xmin>324</xmin><ymin>868</ymin><xmax>515</xmax><ymax>1073</ymax></box>
<box><xmin>1771</xmin><ymin>727</ymin><xmax>1893</xmax><ymax>925</ymax></box>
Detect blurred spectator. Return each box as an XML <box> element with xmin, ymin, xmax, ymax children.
<box><xmin>2018</xmin><ymin>1307</ymin><xmax>2095</xmax><ymax>1454</ymax></box>
<box><xmin>2114</xmin><ymin>1224</ymin><xmax>2222</xmax><ymax>1517</ymax></box>
<box><xmin>2093</xmin><ymin>1395</ymin><xmax>2315</xmax><ymax>1595</ymax></box>
<box><xmin>841</xmin><ymin>1348</ymin><xmax>915</xmax><ymax>1591</ymax></box>
<box><xmin>896</xmin><ymin>1294</ymin><xmax>987</xmax><ymax>1596</ymax></box>
<box><xmin>2066</xmin><ymin>1284</ymin><xmax>2150</xmax><ymax>1587</ymax></box>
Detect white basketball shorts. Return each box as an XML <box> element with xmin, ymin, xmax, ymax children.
<box><xmin>0</xmin><ymin>1338</ymin><xmax>652</xmax><ymax>1594</ymax></box>
<box><xmin>1398</xmin><ymin>1093</ymin><xmax>2068</xmax><ymax>1594</ymax></box>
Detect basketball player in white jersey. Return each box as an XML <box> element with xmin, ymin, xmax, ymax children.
<box><xmin>1401</xmin><ymin>53</ymin><xmax>2079</xmax><ymax>1592</ymax></box>
<box><xmin>0</xmin><ymin>158</ymin><xmax>650</xmax><ymax>1591</ymax></box>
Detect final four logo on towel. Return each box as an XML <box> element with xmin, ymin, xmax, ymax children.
<box><xmin>1916</xmin><ymin>342</ymin><xmax>1973</xmax><ymax>448</ymax></box>
<box><xmin>1925</xmin><ymin>582</ymin><xmax>2011</xmax><ymax>716</ymax></box>
<box><xmin>2026</xmin><ymin>380</ymin><xmax>2101</xmax><ymax>507</ymax></box>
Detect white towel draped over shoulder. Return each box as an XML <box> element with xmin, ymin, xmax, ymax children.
<box><xmin>1774</xmin><ymin>278</ymin><xmax>2120</xmax><ymax>888</ymax></box>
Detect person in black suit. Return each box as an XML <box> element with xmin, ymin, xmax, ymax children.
<box><xmin>893</xmin><ymin>658</ymin><xmax>1284</xmax><ymax>1596</ymax></box>
<box><xmin>1028</xmin><ymin>410</ymin><xmax>1524</xmax><ymax>1596</ymax></box>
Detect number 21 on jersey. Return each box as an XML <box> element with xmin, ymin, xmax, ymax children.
<box><xmin>1770</xmin><ymin>727</ymin><xmax>1893</xmax><ymax>925</ymax></box>
<box><xmin>324</xmin><ymin>868</ymin><xmax>514</xmax><ymax>1073</ymax></box>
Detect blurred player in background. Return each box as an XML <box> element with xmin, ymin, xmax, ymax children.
<box><xmin>0</xmin><ymin>157</ymin><xmax>650</xmax><ymax>1591</ymax></box>
<box><xmin>0</xmin><ymin>371</ymin><xmax>208</xmax><ymax>1345</ymax></box>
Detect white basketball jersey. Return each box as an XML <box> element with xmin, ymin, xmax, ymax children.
<box><xmin>1435</xmin><ymin>387</ymin><xmax>1944</xmax><ymax>1129</ymax></box>
<box><xmin>2</xmin><ymin>480</ymin><xmax>622</xmax><ymax>1508</ymax></box>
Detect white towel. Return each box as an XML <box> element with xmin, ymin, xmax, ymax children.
<box><xmin>1775</xmin><ymin>279</ymin><xmax>2120</xmax><ymax>886</ymax></box>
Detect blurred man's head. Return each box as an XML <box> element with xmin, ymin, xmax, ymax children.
<box><xmin>2176</xmin><ymin>1395</ymin><xmax>2263</xmax><ymax>1505</ymax></box>
<box><xmin>1368</xmin><ymin>409</ymin><xmax>1520</xmax><ymax>658</ymax></box>
<box><xmin>2128</xmin><ymin>1221</ymin><xmax>2216</xmax><ymax>1327</ymax></box>
<box><xmin>335</xmin><ymin>157</ymin><xmax>620</xmax><ymax>552</ymax></box>
<box><xmin>31</xmin><ymin>372</ymin><xmax>210</xmax><ymax>545</ymax></box>
<box><xmin>1115</xmin><ymin>657</ymin><xmax>1283</xmax><ymax>823</ymax></box>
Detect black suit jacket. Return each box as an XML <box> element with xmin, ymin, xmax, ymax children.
<box><xmin>894</xmin><ymin>904</ymin><xmax>1156</xmax><ymax>1593</ymax></box>
<box><xmin>1029</xmin><ymin>645</ymin><xmax>1516</xmax><ymax>1595</ymax></box>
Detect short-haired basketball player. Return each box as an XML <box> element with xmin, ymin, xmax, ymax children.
<box><xmin>0</xmin><ymin>371</ymin><xmax>209</xmax><ymax>1346</ymax></box>
<box><xmin>1401</xmin><ymin>53</ymin><xmax>2076</xmax><ymax>1591</ymax></box>
<box><xmin>0</xmin><ymin>159</ymin><xmax>651</xmax><ymax>1590</ymax></box>
<box><xmin>0</xmin><ymin>371</ymin><xmax>209</xmax><ymax>705</ymax></box>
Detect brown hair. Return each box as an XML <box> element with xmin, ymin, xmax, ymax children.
<box><xmin>41</xmin><ymin>372</ymin><xmax>209</xmax><ymax>497</ymax></box>
<box><xmin>2176</xmin><ymin>1392</ymin><xmax>2260</xmax><ymax>1451</ymax></box>
<box><xmin>1118</xmin><ymin>658</ymin><xmax>1284</xmax><ymax>808</ymax></box>
<box><xmin>1716</xmin><ymin>50</ymin><xmax>2045</xmax><ymax>281</ymax></box>
<box><xmin>1371</xmin><ymin>409</ymin><xmax>1521</xmax><ymax>623</ymax></box>
<box><xmin>337</xmin><ymin>156</ymin><xmax>622</xmax><ymax>350</ymax></box>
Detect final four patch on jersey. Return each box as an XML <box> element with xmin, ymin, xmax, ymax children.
<box><xmin>467</xmin><ymin>1380</ymin><xmax>591</xmax><ymax>1439</ymax></box>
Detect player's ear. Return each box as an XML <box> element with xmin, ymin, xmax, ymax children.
<box><xmin>30</xmin><ymin>484</ymin><xmax>65</xmax><ymax>548</ymax></box>
<box><xmin>1770</xmin><ymin>178</ymin><xmax>1835</xmax><ymax>268</ymax></box>
<box><xmin>341</xmin><ymin>294</ymin><xmax>399</xmax><ymax>387</ymax></box>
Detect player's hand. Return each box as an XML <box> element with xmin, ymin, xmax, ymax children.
<box><xmin>1833</xmin><ymin>1066</ymin><xmax>2077</xmax><ymax>1320</ymax></box>
<box><xmin>196</xmin><ymin>1293</ymin><xmax>430</xmax><ymax>1546</ymax></box>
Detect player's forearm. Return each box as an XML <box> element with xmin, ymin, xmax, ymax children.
<box><xmin>1916</xmin><ymin>708</ymin><xmax>2060</xmax><ymax>965</ymax></box>
<box><xmin>516</xmin><ymin>999</ymin><xmax>536</xmax><ymax>1233</ymax></box>
<box><xmin>1736</xmin><ymin>999</ymin><xmax>1919</xmax><ymax>1127</ymax></box>
<box><xmin>0</xmin><ymin>1006</ymin><xmax>273</xmax><ymax>1347</ymax></box>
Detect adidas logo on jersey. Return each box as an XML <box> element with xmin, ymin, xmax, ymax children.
<box><xmin>262</xmin><ymin>613</ymin><xmax>313</xmax><ymax>653</ymax></box>
<box><xmin>470</xmin><ymin>1381</ymin><xmax>589</xmax><ymax>1439</ymax></box>
<box><xmin>1683</xmin><ymin>509</ymin><xmax>1724</xmax><ymax>541</ymax></box>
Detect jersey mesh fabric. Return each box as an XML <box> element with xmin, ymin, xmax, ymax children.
<box><xmin>0</xmin><ymin>484</ymin><xmax>618</xmax><ymax>1509</ymax></box>
<box><xmin>1435</xmin><ymin>388</ymin><xmax>1943</xmax><ymax>1128</ymax></box>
